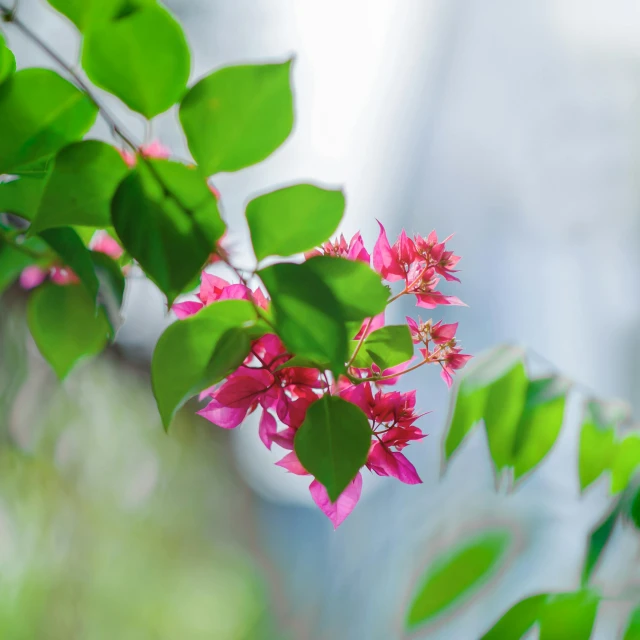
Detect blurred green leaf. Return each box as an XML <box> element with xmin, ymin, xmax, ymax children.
<box><xmin>303</xmin><ymin>255</ymin><xmax>388</xmax><ymax>322</ymax></box>
<box><xmin>406</xmin><ymin>530</ymin><xmax>511</xmax><ymax>630</ymax></box>
<box><xmin>275</xmin><ymin>354</ymin><xmax>330</xmax><ymax>371</ymax></box>
<box><xmin>581</xmin><ymin>502</ymin><xmax>619</xmax><ymax>585</ymax></box>
<box><xmin>481</xmin><ymin>594</ymin><xmax>546</xmax><ymax>639</ymax></box>
<box><xmin>82</xmin><ymin>5</ymin><xmax>190</xmax><ymax>118</ymax></box>
<box><xmin>579</xmin><ymin>401</ymin><xmax>620</xmax><ymax>492</ymax></box>
<box><xmin>111</xmin><ymin>159</ymin><xmax>224</xmax><ymax>304</ymax></box>
<box><xmin>0</xmin><ymin>69</ymin><xmax>97</xmax><ymax>174</ymax></box>
<box><xmin>152</xmin><ymin>300</ymin><xmax>257</xmax><ymax>430</ymax></box>
<box><xmin>259</xmin><ymin>262</ymin><xmax>347</xmax><ymax>375</ymax></box>
<box><xmin>512</xmin><ymin>376</ymin><xmax>570</xmax><ymax>480</ymax></box>
<box><xmin>0</xmin><ymin>175</ymin><xmax>50</xmax><ymax>222</ymax></box>
<box><xmin>0</xmin><ymin>33</ymin><xmax>16</xmax><ymax>86</ymax></box>
<box><xmin>0</xmin><ymin>241</ymin><xmax>33</xmax><ymax>294</ymax></box>
<box><xmin>90</xmin><ymin>251</ymin><xmax>125</xmax><ymax>336</ymax></box>
<box><xmin>623</xmin><ymin>606</ymin><xmax>640</xmax><ymax>640</ymax></box>
<box><xmin>612</xmin><ymin>435</ymin><xmax>640</xmax><ymax>494</ymax></box>
<box><xmin>246</xmin><ymin>185</ymin><xmax>344</xmax><ymax>261</ymax></box>
<box><xmin>294</xmin><ymin>395</ymin><xmax>371</xmax><ymax>501</ymax></box>
<box><xmin>538</xmin><ymin>590</ymin><xmax>599</xmax><ymax>640</ymax></box>
<box><xmin>352</xmin><ymin>325</ymin><xmax>414</xmax><ymax>371</ymax></box>
<box><xmin>31</xmin><ymin>141</ymin><xmax>129</xmax><ymax>232</ymax></box>
<box><xmin>27</xmin><ymin>284</ymin><xmax>110</xmax><ymax>379</ymax></box>
<box><xmin>180</xmin><ymin>61</ymin><xmax>294</xmax><ymax>175</ymax></box>
<box><xmin>47</xmin><ymin>0</ymin><xmax>156</xmax><ymax>31</ymax></box>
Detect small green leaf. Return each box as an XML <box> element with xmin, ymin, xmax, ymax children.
<box><xmin>82</xmin><ymin>5</ymin><xmax>190</xmax><ymax>118</ymax></box>
<box><xmin>46</xmin><ymin>0</ymin><xmax>155</xmax><ymax>31</ymax></box>
<box><xmin>512</xmin><ymin>376</ymin><xmax>570</xmax><ymax>480</ymax></box>
<box><xmin>246</xmin><ymin>185</ymin><xmax>344</xmax><ymax>261</ymax></box>
<box><xmin>111</xmin><ymin>159</ymin><xmax>225</xmax><ymax>303</ymax></box>
<box><xmin>39</xmin><ymin>227</ymin><xmax>99</xmax><ymax>302</ymax></box>
<box><xmin>0</xmin><ymin>240</ymin><xmax>33</xmax><ymax>295</ymax></box>
<box><xmin>0</xmin><ymin>33</ymin><xmax>16</xmax><ymax>86</ymax></box>
<box><xmin>406</xmin><ymin>530</ymin><xmax>511</xmax><ymax>630</ymax></box>
<box><xmin>31</xmin><ymin>141</ymin><xmax>129</xmax><ymax>232</ymax></box>
<box><xmin>294</xmin><ymin>395</ymin><xmax>371</xmax><ymax>501</ymax></box>
<box><xmin>482</xmin><ymin>594</ymin><xmax>546</xmax><ymax>639</ymax></box>
<box><xmin>0</xmin><ymin>175</ymin><xmax>50</xmax><ymax>222</ymax></box>
<box><xmin>352</xmin><ymin>325</ymin><xmax>414</xmax><ymax>371</ymax></box>
<box><xmin>275</xmin><ymin>355</ymin><xmax>330</xmax><ymax>371</ymax></box>
<box><xmin>180</xmin><ymin>60</ymin><xmax>294</xmax><ymax>175</ymax></box>
<box><xmin>611</xmin><ymin>434</ymin><xmax>640</xmax><ymax>494</ymax></box>
<box><xmin>259</xmin><ymin>262</ymin><xmax>348</xmax><ymax>375</ymax></box>
<box><xmin>303</xmin><ymin>256</ymin><xmax>389</xmax><ymax>322</ymax></box>
<box><xmin>151</xmin><ymin>300</ymin><xmax>256</xmax><ymax>430</ymax></box>
<box><xmin>538</xmin><ymin>590</ymin><xmax>599</xmax><ymax>640</ymax></box>
<box><xmin>581</xmin><ymin>502</ymin><xmax>619</xmax><ymax>585</ymax></box>
<box><xmin>623</xmin><ymin>606</ymin><xmax>640</xmax><ymax>640</ymax></box>
<box><xmin>27</xmin><ymin>284</ymin><xmax>110</xmax><ymax>379</ymax></box>
<box><xmin>0</xmin><ymin>69</ymin><xmax>97</xmax><ymax>174</ymax></box>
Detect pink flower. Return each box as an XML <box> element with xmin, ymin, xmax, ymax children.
<box><xmin>310</xmin><ymin>473</ymin><xmax>363</xmax><ymax>529</ymax></box>
<box><xmin>366</xmin><ymin>442</ymin><xmax>421</xmax><ymax>484</ymax></box>
<box><xmin>373</xmin><ymin>222</ymin><xmax>415</xmax><ymax>282</ymax></box>
<box><xmin>414</xmin><ymin>231</ymin><xmax>461</xmax><ymax>282</ymax></box>
<box><xmin>119</xmin><ymin>140</ymin><xmax>171</xmax><ymax>167</ymax></box>
<box><xmin>353</xmin><ymin>311</ymin><xmax>385</xmax><ymax>341</ymax></box>
<box><xmin>19</xmin><ymin>265</ymin><xmax>47</xmax><ymax>290</ymax></box>
<box><xmin>305</xmin><ymin>231</ymin><xmax>371</xmax><ymax>264</ymax></box>
<box><xmin>439</xmin><ymin>349</ymin><xmax>473</xmax><ymax>388</ymax></box>
<box><xmin>89</xmin><ymin>230</ymin><xmax>123</xmax><ymax>260</ymax></box>
<box><xmin>49</xmin><ymin>267</ymin><xmax>79</xmax><ymax>286</ymax></box>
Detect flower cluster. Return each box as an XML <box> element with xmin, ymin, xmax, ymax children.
<box><xmin>174</xmin><ymin>223</ymin><xmax>470</xmax><ymax>527</ymax></box>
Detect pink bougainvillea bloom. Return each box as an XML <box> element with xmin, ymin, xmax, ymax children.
<box><xmin>119</xmin><ymin>140</ymin><xmax>171</xmax><ymax>167</ymax></box>
<box><xmin>305</xmin><ymin>231</ymin><xmax>371</xmax><ymax>264</ymax></box>
<box><xmin>414</xmin><ymin>230</ymin><xmax>461</xmax><ymax>282</ymax></box>
<box><xmin>309</xmin><ymin>473</ymin><xmax>363</xmax><ymax>529</ymax></box>
<box><xmin>430</xmin><ymin>320</ymin><xmax>458</xmax><ymax>345</ymax></box>
<box><xmin>19</xmin><ymin>265</ymin><xmax>47</xmax><ymax>290</ymax></box>
<box><xmin>353</xmin><ymin>311</ymin><xmax>385</xmax><ymax>341</ymax></box>
<box><xmin>89</xmin><ymin>230</ymin><xmax>123</xmax><ymax>260</ymax></box>
<box><xmin>275</xmin><ymin>451</ymin><xmax>309</xmax><ymax>476</ymax></box>
<box><xmin>366</xmin><ymin>441</ymin><xmax>421</xmax><ymax>484</ymax></box>
<box><xmin>439</xmin><ymin>349</ymin><xmax>473</xmax><ymax>388</ymax></box>
<box><xmin>49</xmin><ymin>266</ymin><xmax>79</xmax><ymax>286</ymax></box>
<box><xmin>373</xmin><ymin>221</ymin><xmax>413</xmax><ymax>282</ymax></box>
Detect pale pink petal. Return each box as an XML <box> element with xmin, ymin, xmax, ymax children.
<box><xmin>347</xmin><ymin>232</ymin><xmax>371</xmax><ymax>264</ymax></box>
<box><xmin>218</xmin><ymin>283</ymin><xmax>252</xmax><ymax>303</ymax></box>
<box><xmin>197</xmin><ymin>398</ymin><xmax>248</xmax><ymax>429</ymax></box>
<box><xmin>199</xmin><ymin>272</ymin><xmax>230</xmax><ymax>304</ymax></box>
<box><xmin>377</xmin><ymin>358</ymin><xmax>415</xmax><ymax>387</ymax></box>
<box><xmin>172</xmin><ymin>300</ymin><xmax>204</xmax><ymax>319</ymax></box>
<box><xmin>367</xmin><ymin>443</ymin><xmax>422</xmax><ymax>484</ymax></box>
<box><xmin>309</xmin><ymin>472</ymin><xmax>363</xmax><ymax>529</ymax></box>
<box><xmin>372</xmin><ymin>221</ymin><xmax>403</xmax><ymax>282</ymax></box>
<box><xmin>271</xmin><ymin>427</ymin><xmax>297</xmax><ymax>450</ymax></box>
<box><xmin>275</xmin><ymin>451</ymin><xmax>309</xmax><ymax>475</ymax></box>
<box><xmin>140</xmin><ymin>140</ymin><xmax>171</xmax><ymax>159</ymax></box>
<box><xmin>251</xmin><ymin>287</ymin><xmax>269</xmax><ymax>309</ymax></box>
<box><xmin>119</xmin><ymin>148</ymin><xmax>137</xmax><ymax>167</ymax></box>
<box><xmin>354</xmin><ymin>311</ymin><xmax>385</xmax><ymax>340</ymax></box>
<box><xmin>259</xmin><ymin>410</ymin><xmax>278</xmax><ymax>449</ymax></box>
<box><xmin>90</xmin><ymin>230</ymin><xmax>123</xmax><ymax>259</ymax></box>
<box><xmin>441</xmin><ymin>368</ymin><xmax>454</xmax><ymax>388</ymax></box>
<box><xmin>19</xmin><ymin>265</ymin><xmax>47</xmax><ymax>290</ymax></box>
<box><xmin>50</xmin><ymin>267</ymin><xmax>78</xmax><ymax>285</ymax></box>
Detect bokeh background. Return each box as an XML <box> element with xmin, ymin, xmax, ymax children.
<box><xmin>2</xmin><ymin>0</ymin><xmax>640</xmax><ymax>637</ymax></box>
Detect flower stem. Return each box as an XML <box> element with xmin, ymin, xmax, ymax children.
<box><xmin>346</xmin><ymin>316</ymin><xmax>373</xmax><ymax>367</ymax></box>
<box><xmin>347</xmin><ymin>358</ymin><xmax>428</xmax><ymax>384</ymax></box>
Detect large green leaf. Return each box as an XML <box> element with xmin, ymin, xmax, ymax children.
<box><xmin>0</xmin><ymin>69</ymin><xmax>97</xmax><ymax>174</ymax></box>
<box><xmin>611</xmin><ymin>434</ymin><xmax>640</xmax><ymax>494</ymax></box>
<box><xmin>351</xmin><ymin>325</ymin><xmax>414</xmax><ymax>371</ymax></box>
<box><xmin>111</xmin><ymin>159</ymin><xmax>225</xmax><ymax>303</ymax></box>
<box><xmin>538</xmin><ymin>590</ymin><xmax>599</xmax><ymax>640</ymax></box>
<box><xmin>246</xmin><ymin>185</ymin><xmax>344</xmax><ymax>261</ymax></box>
<box><xmin>151</xmin><ymin>300</ymin><xmax>258</xmax><ymax>430</ymax></box>
<box><xmin>82</xmin><ymin>5</ymin><xmax>190</xmax><ymax>118</ymax></box>
<box><xmin>46</xmin><ymin>0</ymin><xmax>155</xmax><ymax>31</ymax></box>
<box><xmin>482</xmin><ymin>595</ymin><xmax>546</xmax><ymax>639</ymax></box>
<box><xmin>623</xmin><ymin>606</ymin><xmax>640</xmax><ymax>640</ymax></box>
<box><xmin>294</xmin><ymin>395</ymin><xmax>371</xmax><ymax>501</ymax></box>
<box><xmin>27</xmin><ymin>284</ymin><xmax>110</xmax><ymax>379</ymax></box>
<box><xmin>0</xmin><ymin>175</ymin><xmax>49</xmax><ymax>222</ymax></box>
<box><xmin>581</xmin><ymin>502</ymin><xmax>619</xmax><ymax>585</ymax></box>
<box><xmin>0</xmin><ymin>33</ymin><xmax>16</xmax><ymax>86</ymax></box>
<box><xmin>511</xmin><ymin>376</ymin><xmax>570</xmax><ymax>480</ymax></box>
<box><xmin>406</xmin><ymin>530</ymin><xmax>511</xmax><ymax>630</ymax></box>
<box><xmin>180</xmin><ymin>61</ymin><xmax>294</xmax><ymax>175</ymax></box>
<box><xmin>0</xmin><ymin>241</ymin><xmax>33</xmax><ymax>295</ymax></box>
<box><xmin>302</xmin><ymin>256</ymin><xmax>388</xmax><ymax>322</ymax></box>
<box><xmin>259</xmin><ymin>262</ymin><xmax>348</xmax><ymax>375</ymax></box>
<box><xmin>31</xmin><ymin>141</ymin><xmax>129</xmax><ymax>232</ymax></box>
<box><xmin>39</xmin><ymin>227</ymin><xmax>99</xmax><ymax>302</ymax></box>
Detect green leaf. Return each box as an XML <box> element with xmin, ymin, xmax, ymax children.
<box><xmin>352</xmin><ymin>325</ymin><xmax>414</xmax><ymax>371</ymax></box>
<box><xmin>611</xmin><ymin>434</ymin><xmax>640</xmax><ymax>494</ymax></box>
<box><xmin>151</xmin><ymin>300</ymin><xmax>256</xmax><ymax>430</ymax></box>
<box><xmin>31</xmin><ymin>141</ymin><xmax>129</xmax><ymax>232</ymax></box>
<box><xmin>482</xmin><ymin>595</ymin><xmax>546</xmax><ymax>640</ymax></box>
<box><xmin>443</xmin><ymin>345</ymin><xmax>527</xmax><ymax>465</ymax></box>
<box><xmin>512</xmin><ymin>376</ymin><xmax>570</xmax><ymax>480</ymax></box>
<box><xmin>0</xmin><ymin>68</ymin><xmax>97</xmax><ymax>174</ymax></box>
<box><xmin>406</xmin><ymin>530</ymin><xmax>511</xmax><ymax>630</ymax></box>
<box><xmin>46</xmin><ymin>0</ymin><xmax>156</xmax><ymax>31</ymax></box>
<box><xmin>581</xmin><ymin>502</ymin><xmax>619</xmax><ymax>585</ymax></box>
<box><xmin>302</xmin><ymin>256</ymin><xmax>388</xmax><ymax>322</ymax></box>
<box><xmin>623</xmin><ymin>606</ymin><xmax>640</xmax><ymax>640</ymax></box>
<box><xmin>180</xmin><ymin>60</ymin><xmax>294</xmax><ymax>175</ymax></box>
<box><xmin>110</xmin><ymin>159</ymin><xmax>225</xmax><ymax>303</ymax></box>
<box><xmin>294</xmin><ymin>395</ymin><xmax>371</xmax><ymax>501</ymax></box>
<box><xmin>538</xmin><ymin>590</ymin><xmax>599</xmax><ymax>640</ymax></box>
<box><xmin>259</xmin><ymin>262</ymin><xmax>348</xmax><ymax>375</ymax></box>
<box><xmin>90</xmin><ymin>251</ymin><xmax>125</xmax><ymax>335</ymax></box>
<box><xmin>82</xmin><ymin>5</ymin><xmax>190</xmax><ymax>118</ymax></box>
<box><xmin>274</xmin><ymin>354</ymin><xmax>330</xmax><ymax>371</ymax></box>
<box><xmin>0</xmin><ymin>240</ymin><xmax>33</xmax><ymax>295</ymax></box>
<box><xmin>27</xmin><ymin>284</ymin><xmax>110</xmax><ymax>379</ymax></box>
<box><xmin>0</xmin><ymin>175</ymin><xmax>49</xmax><ymax>222</ymax></box>
<box><xmin>246</xmin><ymin>185</ymin><xmax>344</xmax><ymax>261</ymax></box>
<box><xmin>39</xmin><ymin>227</ymin><xmax>99</xmax><ymax>302</ymax></box>
<box><xmin>0</xmin><ymin>33</ymin><xmax>16</xmax><ymax>86</ymax></box>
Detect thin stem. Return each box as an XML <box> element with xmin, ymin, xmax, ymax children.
<box><xmin>347</xmin><ymin>316</ymin><xmax>373</xmax><ymax>367</ymax></box>
<box><xmin>349</xmin><ymin>358</ymin><xmax>429</xmax><ymax>384</ymax></box>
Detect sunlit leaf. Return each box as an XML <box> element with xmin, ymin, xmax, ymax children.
<box><xmin>82</xmin><ymin>5</ymin><xmax>190</xmax><ymax>118</ymax></box>
<box><xmin>180</xmin><ymin>60</ymin><xmax>294</xmax><ymax>175</ymax></box>
<box><xmin>406</xmin><ymin>530</ymin><xmax>511</xmax><ymax>630</ymax></box>
<box><xmin>623</xmin><ymin>606</ymin><xmax>640</xmax><ymax>640</ymax></box>
<box><xmin>538</xmin><ymin>590</ymin><xmax>599</xmax><ymax>640</ymax></box>
<box><xmin>246</xmin><ymin>184</ymin><xmax>344</xmax><ymax>261</ymax></box>
<box><xmin>295</xmin><ymin>395</ymin><xmax>371</xmax><ymax>501</ymax></box>
<box><xmin>481</xmin><ymin>594</ymin><xmax>546</xmax><ymax>639</ymax></box>
<box><xmin>27</xmin><ymin>284</ymin><xmax>110</xmax><ymax>379</ymax></box>
<box><xmin>611</xmin><ymin>434</ymin><xmax>640</xmax><ymax>494</ymax></box>
<box><xmin>46</xmin><ymin>0</ymin><xmax>156</xmax><ymax>31</ymax></box>
<box><xmin>0</xmin><ymin>69</ymin><xmax>97</xmax><ymax>174</ymax></box>
<box><xmin>581</xmin><ymin>502</ymin><xmax>619</xmax><ymax>584</ymax></box>
<box><xmin>351</xmin><ymin>325</ymin><xmax>414</xmax><ymax>371</ymax></box>
<box><xmin>0</xmin><ymin>33</ymin><xmax>16</xmax><ymax>86</ymax></box>
<box><xmin>31</xmin><ymin>141</ymin><xmax>129</xmax><ymax>232</ymax></box>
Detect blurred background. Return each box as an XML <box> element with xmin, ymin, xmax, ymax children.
<box><xmin>2</xmin><ymin>0</ymin><xmax>640</xmax><ymax>637</ymax></box>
